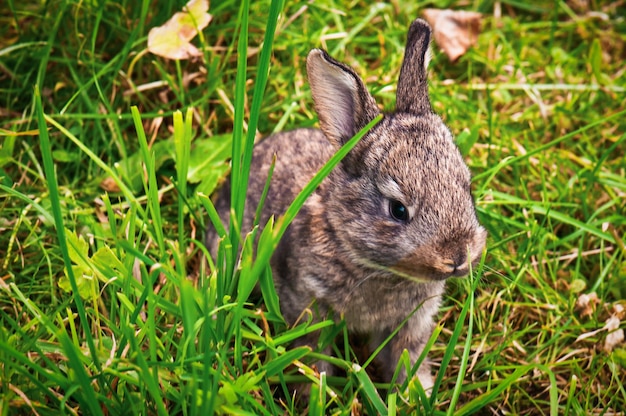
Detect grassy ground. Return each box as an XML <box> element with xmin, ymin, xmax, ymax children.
<box><xmin>1</xmin><ymin>0</ymin><xmax>625</xmax><ymax>414</ymax></box>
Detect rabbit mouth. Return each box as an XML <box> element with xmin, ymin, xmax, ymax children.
<box><xmin>391</xmin><ymin>263</ymin><xmax>470</xmax><ymax>281</ymax></box>
<box><xmin>356</xmin><ymin>258</ymin><xmax>450</xmax><ymax>283</ymax></box>
<box><xmin>392</xmin><ymin>263</ymin><xmax>465</xmax><ymax>281</ymax></box>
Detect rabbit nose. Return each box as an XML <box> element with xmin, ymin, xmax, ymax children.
<box><xmin>444</xmin><ymin>255</ymin><xmax>469</xmax><ymax>277</ymax></box>
<box><xmin>452</xmin><ymin>251</ymin><xmax>467</xmax><ymax>269</ymax></box>
<box><xmin>449</xmin><ymin>262</ymin><xmax>469</xmax><ymax>277</ymax></box>
<box><xmin>448</xmin><ymin>239</ymin><xmax>485</xmax><ymax>277</ymax></box>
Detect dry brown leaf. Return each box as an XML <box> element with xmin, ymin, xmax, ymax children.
<box><xmin>100</xmin><ymin>176</ymin><xmax>121</xmax><ymax>193</ymax></box>
<box><xmin>422</xmin><ymin>9</ymin><xmax>482</xmax><ymax>62</ymax></box>
<box><xmin>575</xmin><ymin>302</ymin><xmax>625</xmax><ymax>352</ymax></box>
<box><xmin>575</xmin><ymin>326</ymin><xmax>604</xmax><ymax>343</ymax></box>
<box><xmin>576</xmin><ymin>291</ymin><xmax>599</xmax><ymax>317</ymax></box>
<box><xmin>147</xmin><ymin>0</ymin><xmax>212</xmax><ymax>60</ymax></box>
<box><xmin>604</xmin><ymin>315</ymin><xmax>624</xmax><ymax>352</ymax></box>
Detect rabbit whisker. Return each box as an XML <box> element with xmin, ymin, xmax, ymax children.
<box><xmin>354</xmin><ymin>258</ymin><xmax>432</xmax><ymax>284</ymax></box>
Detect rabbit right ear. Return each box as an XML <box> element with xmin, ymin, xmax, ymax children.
<box><xmin>396</xmin><ymin>19</ymin><xmax>433</xmax><ymax>115</ymax></box>
<box><xmin>307</xmin><ymin>49</ymin><xmax>380</xmax><ymax>148</ymax></box>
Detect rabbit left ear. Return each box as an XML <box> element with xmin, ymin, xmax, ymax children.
<box><xmin>307</xmin><ymin>49</ymin><xmax>380</xmax><ymax>148</ymax></box>
<box><xmin>396</xmin><ymin>19</ymin><xmax>433</xmax><ymax>115</ymax></box>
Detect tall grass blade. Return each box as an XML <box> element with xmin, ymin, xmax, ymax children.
<box><xmin>131</xmin><ymin>106</ymin><xmax>165</xmax><ymax>254</ymax></box>
<box><xmin>58</xmin><ymin>330</ymin><xmax>104</xmax><ymax>416</ymax></box>
<box><xmin>125</xmin><ymin>323</ymin><xmax>169</xmax><ymax>416</ymax></box>
<box><xmin>34</xmin><ymin>86</ymin><xmax>101</xmax><ymax>374</ymax></box>
<box><xmin>229</xmin><ymin>0</ymin><xmax>250</xmax><ymax>258</ymax></box>
<box><xmin>353</xmin><ymin>363</ymin><xmax>387</xmax><ymax>414</ymax></box>
<box><xmin>174</xmin><ymin>108</ymin><xmax>193</xmax><ymax>256</ymax></box>
<box><xmin>237</xmin><ymin>0</ymin><xmax>285</xmax><ymax>219</ymax></box>
<box><xmin>446</xmin><ymin>257</ymin><xmax>482</xmax><ymax>414</ymax></box>
<box><xmin>430</xmin><ymin>270</ymin><xmax>481</xmax><ymax>407</ymax></box>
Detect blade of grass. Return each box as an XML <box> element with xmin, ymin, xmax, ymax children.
<box><xmin>388</xmin><ymin>392</ymin><xmax>397</xmax><ymax>416</ymax></box>
<box><xmin>223</xmin><ymin>0</ymin><xmax>287</xmax><ymax>377</ymax></box>
<box><xmin>57</xmin><ymin>330</ymin><xmax>104</xmax><ymax>416</ymax></box>
<box><xmin>124</xmin><ymin>323</ymin><xmax>168</xmax><ymax>416</ymax></box>
<box><xmin>0</xmin><ymin>184</ymin><xmax>54</xmax><ymax>224</ymax></box>
<box><xmin>430</xmin><ymin>273</ymin><xmax>480</xmax><ymax>406</ymax></box>
<box><xmin>35</xmin><ymin>86</ymin><xmax>101</xmax><ymax>374</ymax></box>
<box><xmin>446</xmin><ymin>254</ymin><xmax>483</xmax><ymax>414</ymax></box>
<box><xmin>199</xmin><ymin>194</ymin><xmax>228</xmax><ymax>239</ymax></box>
<box><xmin>455</xmin><ymin>365</ymin><xmax>533</xmax><ymax>415</ymax></box>
<box><xmin>8</xmin><ymin>281</ymin><xmax>104</xmax><ymax>414</ymax></box>
<box><xmin>353</xmin><ymin>363</ymin><xmax>387</xmax><ymax>415</ymax></box>
<box><xmin>0</xmin><ymin>338</ymin><xmax>64</xmax><ymax>407</ymax></box>
<box><xmin>228</xmin><ymin>0</ymin><xmax>250</xmax><ymax>260</ymax></box>
<box><xmin>237</xmin><ymin>0</ymin><xmax>285</xmax><ymax>221</ymax></box>
<box><xmin>456</xmin><ymin>364</ymin><xmax>558</xmax><ymax>416</ymax></box>
<box><xmin>531</xmin><ymin>205</ymin><xmax>615</xmax><ymax>244</ymax></box>
<box><xmin>174</xmin><ymin>108</ymin><xmax>193</xmax><ymax>257</ymax></box>
<box><xmin>131</xmin><ymin>106</ymin><xmax>165</xmax><ymax>255</ymax></box>
<box><xmin>179</xmin><ymin>277</ymin><xmax>199</xmax><ymax>359</ymax></box>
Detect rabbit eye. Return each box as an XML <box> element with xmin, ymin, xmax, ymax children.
<box><xmin>389</xmin><ymin>199</ymin><xmax>409</xmax><ymax>222</ymax></box>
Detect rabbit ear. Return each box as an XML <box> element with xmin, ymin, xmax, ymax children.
<box><xmin>396</xmin><ymin>18</ymin><xmax>433</xmax><ymax>115</ymax></box>
<box><xmin>307</xmin><ymin>49</ymin><xmax>380</xmax><ymax>147</ymax></box>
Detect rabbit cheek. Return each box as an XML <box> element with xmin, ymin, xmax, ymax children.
<box><xmin>472</xmin><ymin>227</ymin><xmax>488</xmax><ymax>265</ymax></box>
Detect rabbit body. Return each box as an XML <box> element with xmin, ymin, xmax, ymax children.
<box><xmin>208</xmin><ymin>19</ymin><xmax>487</xmax><ymax>390</ymax></box>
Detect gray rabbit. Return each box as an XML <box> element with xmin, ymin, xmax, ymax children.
<box><xmin>207</xmin><ymin>18</ymin><xmax>487</xmax><ymax>392</ymax></box>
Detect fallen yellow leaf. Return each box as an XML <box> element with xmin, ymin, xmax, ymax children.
<box><xmin>0</xmin><ymin>128</ymin><xmax>42</xmax><ymax>136</ymax></box>
<box><xmin>147</xmin><ymin>0</ymin><xmax>212</xmax><ymax>60</ymax></box>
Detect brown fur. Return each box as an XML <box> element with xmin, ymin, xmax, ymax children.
<box><xmin>207</xmin><ymin>19</ymin><xmax>487</xmax><ymax>392</ymax></box>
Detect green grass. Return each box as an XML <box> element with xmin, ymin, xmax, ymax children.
<box><xmin>1</xmin><ymin>0</ymin><xmax>625</xmax><ymax>414</ymax></box>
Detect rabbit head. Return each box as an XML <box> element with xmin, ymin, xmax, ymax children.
<box><xmin>306</xmin><ymin>19</ymin><xmax>487</xmax><ymax>283</ymax></box>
